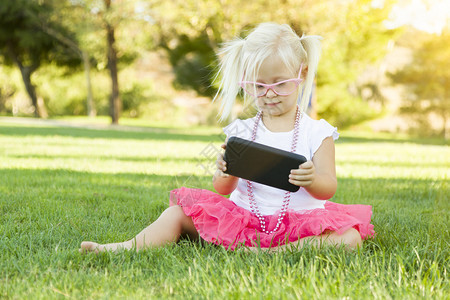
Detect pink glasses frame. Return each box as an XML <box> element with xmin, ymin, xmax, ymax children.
<box><xmin>239</xmin><ymin>64</ymin><xmax>304</xmax><ymax>97</ymax></box>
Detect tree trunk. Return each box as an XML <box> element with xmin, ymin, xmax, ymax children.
<box><xmin>7</xmin><ymin>43</ymin><xmax>47</xmax><ymax>118</ymax></box>
<box><xmin>443</xmin><ymin>111</ymin><xmax>449</xmax><ymax>140</ymax></box>
<box><xmin>106</xmin><ymin>24</ymin><xmax>120</xmax><ymax>124</ymax></box>
<box><xmin>82</xmin><ymin>51</ymin><xmax>96</xmax><ymax>117</ymax></box>
<box><xmin>37</xmin><ymin>96</ymin><xmax>48</xmax><ymax>118</ymax></box>
<box><xmin>16</xmin><ymin>65</ymin><xmax>38</xmax><ymax>117</ymax></box>
<box><xmin>105</xmin><ymin>0</ymin><xmax>120</xmax><ymax>125</ymax></box>
<box><xmin>20</xmin><ymin>67</ymin><xmax>37</xmax><ymax>112</ymax></box>
<box><xmin>18</xmin><ymin>65</ymin><xmax>50</xmax><ymax>118</ymax></box>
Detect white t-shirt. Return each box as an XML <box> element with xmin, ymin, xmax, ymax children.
<box><xmin>223</xmin><ymin>114</ymin><xmax>339</xmax><ymax>215</ymax></box>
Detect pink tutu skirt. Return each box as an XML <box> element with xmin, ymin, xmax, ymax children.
<box><xmin>170</xmin><ymin>187</ymin><xmax>375</xmax><ymax>250</ymax></box>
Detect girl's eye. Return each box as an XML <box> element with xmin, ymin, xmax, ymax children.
<box><xmin>256</xmin><ymin>84</ymin><xmax>265</xmax><ymax>90</ymax></box>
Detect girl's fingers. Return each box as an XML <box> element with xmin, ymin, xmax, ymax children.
<box><xmin>216</xmin><ymin>153</ymin><xmax>227</xmax><ymax>172</ymax></box>
<box><xmin>290</xmin><ymin>169</ymin><xmax>313</xmax><ymax>176</ymax></box>
<box><xmin>303</xmin><ymin>160</ymin><xmax>313</xmax><ymax>166</ymax></box>
<box><xmin>216</xmin><ymin>161</ymin><xmax>227</xmax><ymax>172</ymax></box>
<box><xmin>299</xmin><ymin>161</ymin><xmax>314</xmax><ymax>169</ymax></box>
<box><xmin>291</xmin><ymin>161</ymin><xmax>314</xmax><ymax>176</ymax></box>
<box><xmin>289</xmin><ymin>178</ymin><xmax>313</xmax><ymax>186</ymax></box>
<box><xmin>289</xmin><ymin>173</ymin><xmax>314</xmax><ymax>187</ymax></box>
<box><xmin>289</xmin><ymin>173</ymin><xmax>314</xmax><ymax>181</ymax></box>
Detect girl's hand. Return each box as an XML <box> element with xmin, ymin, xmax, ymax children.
<box><xmin>213</xmin><ymin>141</ymin><xmax>239</xmax><ymax>195</ymax></box>
<box><xmin>215</xmin><ymin>143</ymin><xmax>229</xmax><ymax>178</ymax></box>
<box><xmin>289</xmin><ymin>160</ymin><xmax>315</xmax><ymax>187</ymax></box>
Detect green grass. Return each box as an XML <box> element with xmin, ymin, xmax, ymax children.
<box><xmin>0</xmin><ymin>119</ymin><xmax>448</xmax><ymax>299</ymax></box>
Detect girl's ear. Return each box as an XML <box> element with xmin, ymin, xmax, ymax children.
<box><xmin>302</xmin><ymin>66</ymin><xmax>308</xmax><ymax>80</ymax></box>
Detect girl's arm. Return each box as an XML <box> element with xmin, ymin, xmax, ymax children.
<box><xmin>288</xmin><ymin>136</ymin><xmax>337</xmax><ymax>200</ymax></box>
<box><xmin>213</xmin><ymin>143</ymin><xmax>239</xmax><ymax>195</ymax></box>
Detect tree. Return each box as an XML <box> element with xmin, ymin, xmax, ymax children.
<box><xmin>151</xmin><ymin>0</ymin><xmax>398</xmax><ymax>127</ymax></box>
<box><xmin>0</xmin><ymin>0</ymin><xmax>79</xmax><ymax>117</ymax></box>
<box><xmin>304</xmin><ymin>0</ymin><xmax>399</xmax><ymax>126</ymax></box>
<box><xmin>389</xmin><ymin>30</ymin><xmax>450</xmax><ymax>138</ymax></box>
<box><xmin>38</xmin><ymin>22</ymin><xmax>96</xmax><ymax>117</ymax></box>
<box><xmin>102</xmin><ymin>0</ymin><xmax>121</xmax><ymax>124</ymax></box>
<box><xmin>66</xmin><ymin>0</ymin><xmax>142</xmax><ymax>124</ymax></box>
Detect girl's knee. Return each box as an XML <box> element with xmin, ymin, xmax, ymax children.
<box><xmin>163</xmin><ymin>205</ymin><xmax>193</xmax><ymax>225</ymax></box>
<box><xmin>163</xmin><ymin>205</ymin><xmax>186</xmax><ymax>219</ymax></box>
<box><xmin>344</xmin><ymin>228</ymin><xmax>362</xmax><ymax>249</ymax></box>
<box><xmin>164</xmin><ymin>205</ymin><xmax>197</xmax><ymax>237</ymax></box>
<box><xmin>327</xmin><ymin>228</ymin><xmax>361</xmax><ymax>249</ymax></box>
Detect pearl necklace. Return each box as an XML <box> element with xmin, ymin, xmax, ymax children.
<box><xmin>246</xmin><ymin>106</ymin><xmax>302</xmax><ymax>234</ymax></box>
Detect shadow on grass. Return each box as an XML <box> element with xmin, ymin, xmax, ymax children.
<box><xmin>337</xmin><ymin>135</ymin><xmax>448</xmax><ymax>146</ymax></box>
<box><xmin>336</xmin><ymin>159</ymin><xmax>447</xmax><ymax>169</ymax></box>
<box><xmin>0</xmin><ymin>168</ymin><xmax>212</xmax><ymax>199</ymax></box>
<box><xmin>1</xmin><ymin>168</ymin><xmax>446</xmax><ymax>220</ymax></box>
<box><xmin>0</xmin><ymin>125</ymin><xmax>225</xmax><ymax>143</ymax></box>
<box><xmin>1</xmin><ymin>124</ymin><xmax>448</xmax><ymax>146</ymax></box>
<box><xmin>0</xmin><ymin>168</ymin><xmax>213</xmax><ymax>242</ymax></box>
<box><xmin>1</xmin><ymin>168</ymin><xmax>447</xmax><ymax>269</ymax></box>
<box><xmin>8</xmin><ymin>153</ymin><xmax>212</xmax><ymax>163</ymax></box>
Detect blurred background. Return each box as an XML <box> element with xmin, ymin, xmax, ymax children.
<box><xmin>0</xmin><ymin>0</ymin><xmax>448</xmax><ymax>138</ymax></box>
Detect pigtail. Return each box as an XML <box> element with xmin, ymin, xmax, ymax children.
<box><xmin>213</xmin><ymin>38</ymin><xmax>246</xmax><ymax>122</ymax></box>
<box><xmin>299</xmin><ymin>35</ymin><xmax>322</xmax><ymax>113</ymax></box>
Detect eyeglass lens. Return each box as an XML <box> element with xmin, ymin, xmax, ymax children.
<box><xmin>244</xmin><ymin>81</ymin><xmax>298</xmax><ymax>96</ymax></box>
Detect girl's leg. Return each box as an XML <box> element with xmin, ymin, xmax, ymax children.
<box><xmin>80</xmin><ymin>205</ymin><xmax>199</xmax><ymax>253</ymax></box>
<box><xmin>295</xmin><ymin>227</ymin><xmax>362</xmax><ymax>250</ymax></box>
<box><xmin>247</xmin><ymin>228</ymin><xmax>362</xmax><ymax>253</ymax></box>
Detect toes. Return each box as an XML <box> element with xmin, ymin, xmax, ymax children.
<box><xmin>80</xmin><ymin>241</ymin><xmax>100</xmax><ymax>253</ymax></box>
<box><xmin>80</xmin><ymin>241</ymin><xmax>92</xmax><ymax>250</ymax></box>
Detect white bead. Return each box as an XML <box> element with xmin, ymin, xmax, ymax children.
<box><xmin>248</xmin><ymin>107</ymin><xmax>302</xmax><ymax>235</ymax></box>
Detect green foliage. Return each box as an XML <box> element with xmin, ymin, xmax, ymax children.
<box><xmin>153</xmin><ymin>0</ymin><xmax>398</xmax><ymax>127</ymax></box>
<box><xmin>33</xmin><ymin>64</ymin><xmax>107</xmax><ymax>116</ymax></box>
<box><xmin>32</xmin><ymin>63</ymin><xmax>172</xmax><ymax>119</ymax></box>
<box><xmin>0</xmin><ymin>0</ymin><xmax>81</xmax><ymax>117</ymax></box>
<box><xmin>0</xmin><ymin>0</ymin><xmax>80</xmax><ymax>67</ymax></box>
<box><xmin>0</xmin><ymin>121</ymin><xmax>448</xmax><ymax>298</ymax></box>
<box><xmin>166</xmin><ymin>33</ymin><xmax>217</xmax><ymax>97</ymax></box>
<box><xmin>389</xmin><ymin>30</ymin><xmax>450</xmax><ymax>138</ymax></box>
<box><xmin>314</xmin><ymin>0</ymin><xmax>399</xmax><ymax>127</ymax></box>
<box><xmin>0</xmin><ymin>66</ymin><xmax>19</xmax><ymax>114</ymax></box>
<box><xmin>318</xmin><ymin>84</ymin><xmax>382</xmax><ymax>126</ymax></box>
<box><xmin>121</xmin><ymin>81</ymin><xmax>172</xmax><ymax>119</ymax></box>
<box><xmin>0</xmin><ymin>0</ymin><xmax>413</xmax><ymax>128</ymax></box>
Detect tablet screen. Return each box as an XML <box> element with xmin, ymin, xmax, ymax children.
<box><xmin>223</xmin><ymin>137</ymin><xmax>306</xmax><ymax>192</ymax></box>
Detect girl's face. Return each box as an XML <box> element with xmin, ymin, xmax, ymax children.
<box><xmin>254</xmin><ymin>56</ymin><xmax>304</xmax><ymax>118</ymax></box>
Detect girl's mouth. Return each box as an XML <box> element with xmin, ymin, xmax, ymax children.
<box><xmin>265</xmin><ymin>102</ymin><xmax>281</xmax><ymax>107</ymax></box>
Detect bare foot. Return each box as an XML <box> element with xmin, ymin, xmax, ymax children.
<box><xmin>79</xmin><ymin>241</ymin><xmax>133</xmax><ymax>253</ymax></box>
<box><xmin>80</xmin><ymin>241</ymin><xmax>102</xmax><ymax>253</ymax></box>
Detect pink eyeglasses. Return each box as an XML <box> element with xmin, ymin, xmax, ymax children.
<box><xmin>239</xmin><ymin>64</ymin><xmax>303</xmax><ymax>97</ymax></box>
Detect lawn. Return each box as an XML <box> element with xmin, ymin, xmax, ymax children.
<box><xmin>0</xmin><ymin>118</ymin><xmax>448</xmax><ymax>299</ymax></box>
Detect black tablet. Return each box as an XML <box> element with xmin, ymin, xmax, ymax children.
<box><xmin>223</xmin><ymin>136</ymin><xmax>307</xmax><ymax>192</ymax></box>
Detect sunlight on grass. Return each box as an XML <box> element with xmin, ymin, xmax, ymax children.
<box><xmin>0</xmin><ymin>121</ymin><xmax>448</xmax><ymax>299</ymax></box>
<box><xmin>337</xmin><ymin>142</ymin><xmax>449</xmax><ymax>179</ymax></box>
<box><xmin>0</xmin><ymin>136</ymin><xmax>213</xmax><ymax>175</ymax></box>
<box><xmin>0</xmin><ymin>121</ymin><xmax>224</xmax><ymax>176</ymax></box>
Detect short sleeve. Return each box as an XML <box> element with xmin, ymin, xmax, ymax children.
<box><xmin>309</xmin><ymin>119</ymin><xmax>339</xmax><ymax>158</ymax></box>
<box><xmin>222</xmin><ymin>118</ymin><xmax>253</xmax><ymax>140</ymax></box>
<box><xmin>222</xmin><ymin>119</ymin><xmax>239</xmax><ymax>138</ymax></box>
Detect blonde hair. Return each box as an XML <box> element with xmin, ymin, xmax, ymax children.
<box><xmin>214</xmin><ymin>23</ymin><xmax>322</xmax><ymax>121</ymax></box>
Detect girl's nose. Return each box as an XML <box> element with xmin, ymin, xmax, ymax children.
<box><xmin>265</xmin><ymin>88</ymin><xmax>277</xmax><ymax>98</ymax></box>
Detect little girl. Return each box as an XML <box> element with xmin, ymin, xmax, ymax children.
<box><xmin>80</xmin><ymin>23</ymin><xmax>374</xmax><ymax>253</ymax></box>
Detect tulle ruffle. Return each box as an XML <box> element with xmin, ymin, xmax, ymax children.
<box><xmin>170</xmin><ymin>187</ymin><xmax>375</xmax><ymax>250</ymax></box>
